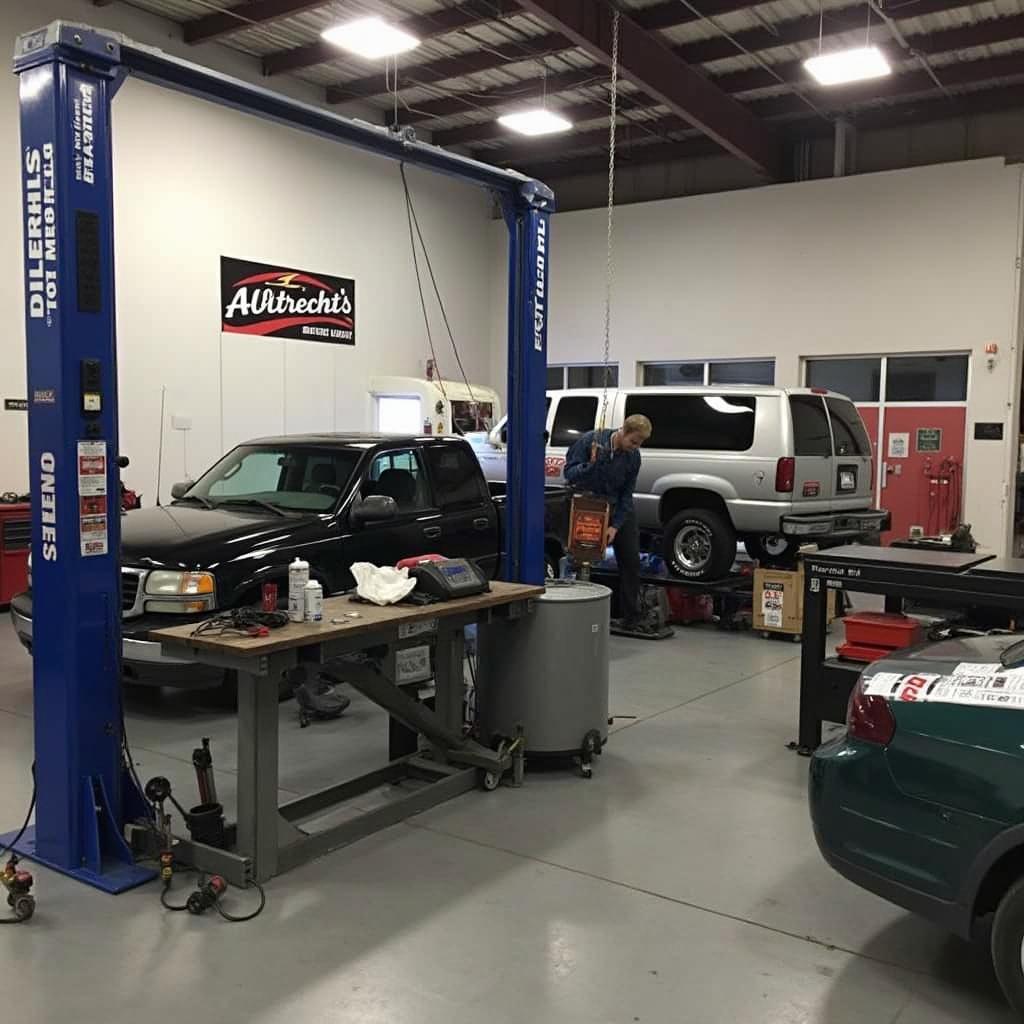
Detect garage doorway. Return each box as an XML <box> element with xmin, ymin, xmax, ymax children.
<box><xmin>805</xmin><ymin>354</ymin><xmax>969</xmax><ymax>542</ymax></box>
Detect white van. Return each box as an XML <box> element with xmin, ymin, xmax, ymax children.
<box><xmin>478</xmin><ymin>386</ymin><xmax>888</xmax><ymax>580</ymax></box>
<box><xmin>369</xmin><ymin>376</ymin><xmax>500</xmax><ymax>441</ymax></box>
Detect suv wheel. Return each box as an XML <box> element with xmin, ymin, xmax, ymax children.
<box><xmin>992</xmin><ymin>876</ymin><xmax>1024</xmax><ymax>1016</ymax></box>
<box><xmin>662</xmin><ymin>509</ymin><xmax>736</xmax><ymax>581</ymax></box>
<box><xmin>744</xmin><ymin>534</ymin><xmax>801</xmax><ymax>567</ymax></box>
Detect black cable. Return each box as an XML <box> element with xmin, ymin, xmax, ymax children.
<box><xmin>191</xmin><ymin>608</ymin><xmax>289</xmax><ymax>638</ymax></box>
<box><xmin>400</xmin><ymin>162</ymin><xmax>448</xmax><ymax>405</ymax></box>
<box><xmin>0</xmin><ymin>764</ymin><xmax>36</xmax><ymax>859</ymax></box>
<box><xmin>216</xmin><ymin>880</ymin><xmax>266</xmax><ymax>923</ymax></box>
<box><xmin>160</xmin><ymin>883</ymin><xmax>189</xmax><ymax>912</ymax></box>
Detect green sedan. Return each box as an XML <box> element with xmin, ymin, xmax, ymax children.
<box><xmin>811</xmin><ymin>633</ymin><xmax>1024</xmax><ymax>1017</ymax></box>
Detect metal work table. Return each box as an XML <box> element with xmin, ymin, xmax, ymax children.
<box><xmin>796</xmin><ymin>545</ymin><xmax>1024</xmax><ymax>755</ymax></box>
<box><xmin>150</xmin><ymin>582</ymin><xmax>542</xmax><ymax>884</ymax></box>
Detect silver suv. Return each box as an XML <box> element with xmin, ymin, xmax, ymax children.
<box><xmin>474</xmin><ymin>386</ymin><xmax>889</xmax><ymax>580</ymax></box>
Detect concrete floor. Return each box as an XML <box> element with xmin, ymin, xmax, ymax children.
<box><xmin>0</xmin><ymin>616</ymin><xmax>1014</xmax><ymax>1024</ymax></box>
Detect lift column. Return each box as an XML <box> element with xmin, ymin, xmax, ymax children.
<box><xmin>5</xmin><ymin>24</ymin><xmax>153</xmax><ymax>892</ymax></box>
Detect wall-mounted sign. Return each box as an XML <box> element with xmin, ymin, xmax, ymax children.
<box><xmin>974</xmin><ymin>422</ymin><xmax>1004</xmax><ymax>441</ymax></box>
<box><xmin>916</xmin><ymin>428</ymin><xmax>942</xmax><ymax>453</ymax></box>
<box><xmin>887</xmin><ymin>432</ymin><xmax>909</xmax><ymax>459</ymax></box>
<box><xmin>4</xmin><ymin>399</ymin><xmax>27</xmax><ymax>411</ymax></box>
<box><xmin>221</xmin><ymin>256</ymin><xmax>355</xmax><ymax>344</ymax></box>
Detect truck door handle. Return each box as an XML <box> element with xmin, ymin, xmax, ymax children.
<box><xmin>472</xmin><ymin>517</ymin><xmax>490</xmax><ymax>531</ymax></box>
<box><xmin>423</xmin><ymin>526</ymin><xmax>442</xmax><ymax>539</ymax></box>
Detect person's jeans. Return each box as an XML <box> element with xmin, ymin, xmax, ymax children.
<box><xmin>612</xmin><ymin>513</ymin><xmax>641</xmax><ymax>624</ymax></box>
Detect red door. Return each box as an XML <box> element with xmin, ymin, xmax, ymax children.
<box><xmin>879</xmin><ymin>407</ymin><xmax>966</xmax><ymax>542</ymax></box>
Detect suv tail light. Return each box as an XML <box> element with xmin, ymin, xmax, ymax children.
<box><xmin>846</xmin><ymin>677</ymin><xmax>896</xmax><ymax>746</ymax></box>
<box><xmin>775</xmin><ymin>457</ymin><xmax>795</xmax><ymax>493</ymax></box>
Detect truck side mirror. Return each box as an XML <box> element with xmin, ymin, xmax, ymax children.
<box><xmin>170</xmin><ymin>481</ymin><xmax>192</xmax><ymax>500</ymax></box>
<box><xmin>350</xmin><ymin>494</ymin><xmax>398</xmax><ymax>527</ymax></box>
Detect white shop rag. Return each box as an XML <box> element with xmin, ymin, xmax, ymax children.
<box><xmin>350</xmin><ymin>562</ymin><xmax>417</xmax><ymax>606</ymax></box>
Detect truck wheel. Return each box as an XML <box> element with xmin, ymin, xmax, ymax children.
<box><xmin>662</xmin><ymin>509</ymin><xmax>736</xmax><ymax>581</ymax></box>
<box><xmin>991</xmin><ymin>876</ymin><xmax>1024</xmax><ymax>1017</ymax></box>
<box><xmin>744</xmin><ymin>534</ymin><xmax>801</xmax><ymax>567</ymax></box>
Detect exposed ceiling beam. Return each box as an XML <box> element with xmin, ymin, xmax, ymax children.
<box><xmin>435</xmin><ymin>13</ymin><xmax>1024</xmax><ymax>148</ymax></box>
<box><xmin>484</xmin><ymin>114</ymin><xmax>686</xmax><ymax>167</ymax></box>
<box><xmin>262</xmin><ymin>0</ymin><xmax>520</xmax><ymax>77</ymax></box>
<box><xmin>326</xmin><ymin>31</ymin><xmax>569</xmax><ymax>102</ymax></box>
<box><xmin>183</xmin><ymin>0</ymin><xmax>326</xmax><ymax>45</ymax></box>
<box><xmin>516</xmin><ymin>0</ymin><xmax>780</xmax><ymax>175</ymax></box>
<box><xmin>629</xmin><ymin>0</ymin><xmax>779</xmax><ymax>32</ymax></box>
<box><xmin>746</xmin><ymin>51</ymin><xmax>1024</xmax><ymax>119</ymax></box>
<box><xmin>482</xmin><ymin>52</ymin><xmax>1024</xmax><ymax>174</ymax></box>
<box><xmin>402</xmin><ymin>67</ymin><xmax>604</xmax><ymax>122</ymax></box>
<box><xmin>673</xmin><ymin>0</ymin><xmax>976</xmax><ymax>65</ymax></box>
<box><xmin>521</xmin><ymin>81</ymin><xmax>1024</xmax><ymax>182</ymax></box>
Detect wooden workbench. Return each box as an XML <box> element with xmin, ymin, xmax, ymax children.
<box><xmin>148</xmin><ymin>582</ymin><xmax>542</xmax><ymax>884</ymax></box>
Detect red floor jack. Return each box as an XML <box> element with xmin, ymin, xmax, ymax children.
<box><xmin>1</xmin><ymin>854</ymin><xmax>35</xmax><ymax>923</ymax></box>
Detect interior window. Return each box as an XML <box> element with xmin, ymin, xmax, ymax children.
<box><xmin>550</xmin><ymin>396</ymin><xmax>599</xmax><ymax>447</ymax></box>
<box><xmin>806</xmin><ymin>358</ymin><xmax>881</xmax><ymax>403</ymax></box>
<box><xmin>424</xmin><ymin>443</ymin><xmax>489</xmax><ymax>510</ymax></box>
<box><xmin>363</xmin><ymin>449</ymin><xmax>430</xmax><ymax>511</ymax></box>
<box><xmin>790</xmin><ymin>396</ymin><xmax>832</xmax><ymax>457</ymax></box>
<box><xmin>826</xmin><ymin>398</ymin><xmax>872</xmax><ymax>457</ymax></box>
<box><xmin>624</xmin><ymin>394</ymin><xmax>756</xmax><ymax>451</ymax></box>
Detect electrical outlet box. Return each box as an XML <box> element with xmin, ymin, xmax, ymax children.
<box><xmin>171</xmin><ymin>415</ymin><xmax>192</xmax><ymax>431</ymax></box>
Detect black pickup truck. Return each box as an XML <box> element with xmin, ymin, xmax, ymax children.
<box><xmin>10</xmin><ymin>434</ymin><xmax>569</xmax><ymax>691</ymax></box>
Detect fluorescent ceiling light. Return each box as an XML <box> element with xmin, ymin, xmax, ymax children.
<box><xmin>321</xmin><ymin>17</ymin><xmax>420</xmax><ymax>59</ymax></box>
<box><xmin>804</xmin><ymin>46</ymin><xmax>891</xmax><ymax>86</ymax></box>
<box><xmin>497</xmin><ymin>109</ymin><xmax>573</xmax><ymax>137</ymax></box>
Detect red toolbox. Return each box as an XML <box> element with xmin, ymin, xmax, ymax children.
<box><xmin>666</xmin><ymin>589</ymin><xmax>713</xmax><ymax>625</ymax></box>
<box><xmin>0</xmin><ymin>503</ymin><xmax>30</xmax><ymax>607</ymax></box>
<box><xmin>837</xmin><ymin>611</ymin><xmax>924</xmax><ymax>663</ymax></box>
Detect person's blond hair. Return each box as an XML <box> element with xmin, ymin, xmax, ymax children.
<box><xmin>622</xmin><ymin>414</ymin><xmax>652</xmax><ymax>439</ymax></box>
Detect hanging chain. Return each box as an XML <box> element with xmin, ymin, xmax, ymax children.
<box><xmin>599</xmin><ymin>8</ymin><xmax>620</xmax><ymax>430</ymax></box>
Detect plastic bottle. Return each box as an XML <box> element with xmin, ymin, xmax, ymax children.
<box><xmin>303</xmin><ymin>580</ymin><xmax>323</xmax><ymax>623</ymax></box>
<box><xmin>288</xmin><ymin>557</ymin><xmax>309</xmax><ymax>622</ymax></box>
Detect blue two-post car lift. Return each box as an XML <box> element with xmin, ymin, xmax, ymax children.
<box><xmin>3</xmin><ymin>21</ymin><xmax>553</xmax><ymax>893</ymax></box>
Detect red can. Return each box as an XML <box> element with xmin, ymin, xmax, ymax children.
<box><xmin>261</xmin><ymin>582</ymin><xmax>278</xmax><ymax>612</ymax></box>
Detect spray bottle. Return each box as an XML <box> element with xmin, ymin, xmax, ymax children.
<box><xmin>288</xmin><ymin>556</ymin><xmax>310</xmax><ymax>623</ymax></box>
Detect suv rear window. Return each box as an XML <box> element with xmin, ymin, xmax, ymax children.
<box><xmin>790</xmin><ymin>396</ymin><xmax>832</xmax><ymax>457</ymax></box>
<box><xmin>826</xmin><ymin>398</ymin><xmax>872</xmax><ymax>457</ymax></box>
<box><xmin>551</xmin><ymin>396</ymin><xmax>598</xmax><ymax>447</ymax></box>
<box><xmin>624</xmin><ymin>394</ymin><xmax>756</xmax><ymax>451</ymax></box>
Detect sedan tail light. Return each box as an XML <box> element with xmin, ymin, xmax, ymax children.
<box><xmin>847</xmin><ymin>677</ymin><xmax>896</xmax><ymax>746</ymax></box>
<box><xmin>775</xmin><ymin>457</ymin><xmax>795</xmax><ymax>493</ymax></box>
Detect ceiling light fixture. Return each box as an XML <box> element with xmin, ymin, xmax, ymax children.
<box><xmin>804</xmin><ymin>45</ymin><xmax>891</xmax><ymax>86</ymax></box>
<box><xmin>497</xmin><ymin>108</ymin><xmax>573</xmax><ymax>137</ymax></box>
<box><xmin>321</xmin><ymin>17</ymin><xmax>420</xmax><ymax>60</ymax></box>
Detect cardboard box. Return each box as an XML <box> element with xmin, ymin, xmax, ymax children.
<box><xmin>754</xmin><ymin>563</ymin><xmax>837</xmax><ymax>635</ymax></box>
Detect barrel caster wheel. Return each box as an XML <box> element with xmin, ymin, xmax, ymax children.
<box><xmin>480</xmin><ymin>770</ymin><xmax>500</xmax><ymax>792</ymax></box>
<box><xmin>12</xmin><ymin>896</ymin><xmax>34</xmax><ymax>922</ymax></box>
<box><xmin>577</xmin><ymin>730</ymin><xmax>602</xmax><ymax>779</ymax></box>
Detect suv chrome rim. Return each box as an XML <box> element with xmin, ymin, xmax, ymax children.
<box><xmin>674</xmin><ymin>525</ymin><xmax>712</xmax><ymax>570</ymax></box>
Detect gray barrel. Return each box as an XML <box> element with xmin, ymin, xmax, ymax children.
<box><xmin>476</xmin><ymin>580</ymin><xmax>611</xmax><ymax>756</ymax></box>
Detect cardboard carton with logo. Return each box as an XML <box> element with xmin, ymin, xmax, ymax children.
<box><xmin>754</xmin><ymin>561</ymin><xmax>838</xmax><ymax>637</ymax></box>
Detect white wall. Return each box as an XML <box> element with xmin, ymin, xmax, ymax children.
<box><xmin>493</xmin><ymin>158</ymin><xmax>1024</xmax><ymax>554</ymax></box>
<box><xmin>0</xmin><ymin>0</ymin><xmax>495</xmax><ymax>502</ymax></box>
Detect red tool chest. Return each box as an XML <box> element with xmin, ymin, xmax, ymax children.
<box><xmin>0</xmin><ymin>503</ymin><xmax>30</xmax><ymax>607</ymax></box>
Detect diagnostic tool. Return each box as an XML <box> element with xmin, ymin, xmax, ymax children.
<box><xmin>411</xmin><ymin>558</ymin><xmax>490</xmax><ymax>601</ymax></box>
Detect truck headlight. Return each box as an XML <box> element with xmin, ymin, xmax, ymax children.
<box><xmin>144</xmin><ymin>571</ymin><xmax>216</xmax><ymax>613</ymax></box>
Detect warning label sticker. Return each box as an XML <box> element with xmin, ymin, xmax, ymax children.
<box><xmin>77</xmin><ymin>440</ymin><xmax>108</xmax><ymax>557</ymax></box>
<box><xmin>863</xmin><ymin>670</ymin><xmax>1024</xmax><ymax>710</ymax></box>
<box><xmin>762</xmin><ymin>583</ymin><xmax>784</xmax><ymax>629</ymax></box>
<box><xmin>80</xmin><ymin>514</ymin><xmax>108</xmax><ymax>557</ymax></box>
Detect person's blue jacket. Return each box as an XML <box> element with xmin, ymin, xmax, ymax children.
<box><xmin>563</xmin><ymin>428</ymin><xmax>640</xmax><ymax>529</ymax></box>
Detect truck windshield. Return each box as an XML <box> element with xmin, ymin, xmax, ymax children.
<box><xmin>181</xmin><ymin>446</ymin><xmax>361</xmax><ymax>513</ymax></box>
